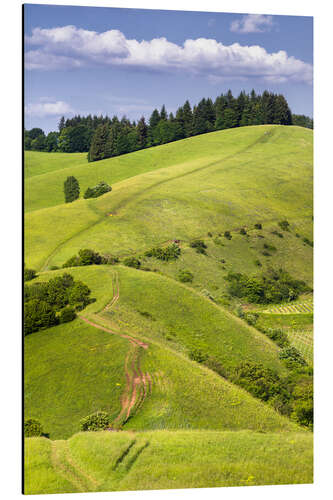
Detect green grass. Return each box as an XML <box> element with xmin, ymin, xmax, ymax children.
<box><xmin>24</xmin><ymin>318</ymin><xmax>129</xmax><ymax>439</ymax></box>
<box><xmin>24</xmin><ymin>150</ymin><xmax>87</xmax><ymax>179</ymax></box>
<box><xmin>26</xmin><ymin>265</ymin><xmax>298</xmax><ymax>438</ymax></box>
<box><xmin>25</xmin><ymin>429</ymin><xmax>313</xmax><ymax>494</ymax></box>
<box><xmin>25</xmin><ymin>126</ymin><xmax>313</xmax><ymax>282</ymax></box>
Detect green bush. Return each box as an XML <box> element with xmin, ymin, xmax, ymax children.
<box><xmin>190</xmin><ymin>239</ymin><xmax>207</xmax><ymax>254</ymax></box>
<box><xmin>145</xmin><ymin>244</ymin><xmax>180</xmax><ymax>261</ymax></box>
<box><xmin>263</xmin><ymin>242</ymin><xmax>277</xmax><ymax>252</ymax></box>
<box><xmin>24</xmin><ymin>299</ymin><xmax>58</xmax><ymax>335</ymax></box>
<box><xmin>244</xmin><ymin>313</ymin><xmax>259</xmax><ymax>326</ymax></box>
<box><xmin>240</xmin><ymin>228</ymin><xmax>247</xmax><ymax>235</ymax></box>
<box><xmin>80</xmin><ymin>412</ymin><xmax>111</xmax><ymax>431</ymax></box>
<box><xmin>203</xmin><ymin>356</ymin><xmax>226</xmax><ymax>378</ymax></box>
<box><xmin>101</xmin><ymin>254</ymin><xmax>119</xmax><ymax>265</ymax></box>
<box><xmin>224</xmin><ymin>231</ymin><xmax>232</xmax><ymax>240</ymax></box>
<box><xmin>225</xmin><ymin>268</ymin><xmax>310</xmax><ymax>304</ymax></box>
<box><xmin>254</xmin><ymin>223</ymin><xmax>262</xmax><ymax>230</ymax></box>
<box><xmin>232</xmin><ymin>361</ymin><xmax>285</xmax><ymax>402</ymax></box>
<box><xmin>264</xmin><ymin>328</ymin><xmax>290</xmax><ymax>348</ymax></box>
<box><xmin>303</xmin><ymin>237</ymin><xmax>313</xmax><ymax>247</ymax></box>
<box><xmin>189</xmin><ymin>347</ymin><xmax>208</xmax><ymax>363</ymax></box>
<box><xmin>24</xmin><ymin>268</ymin><xmax>37</xmax><ymax>282</ymax></box>
<box><xmin>123</xmin><ymin>257</ymin><xmax>141</xmax><ymax>269</ymax></box>
<box><xmin>177</xmin><ymin>270</ymin><xmax>194</xmax><ymax>283</ymax></box>
<box><xmin>24</xmin><ymin>419</ymin><xmax>43</xmax><ymax>437</ymax></box>
<box><xmin>83</xmin><ymin>181</ymin><xmax>112</xmax><ymax>199</ymax></box>
<box><xmin>279</xmin><ymin>346</ymin><xmax>306</xmax><ymax>367</ymax></box>
<box><xmin>254</xmin><ymin>259</ymin><xmax>262</xmax><ymax>267</ymax></box>
<box><xmin>278</xmin><ymin>220</ymin><xmax>290</xmax><ymax>231</ymax></box>
<box><xmin>59</xmin><ymin>307</ymin><xmax>77</xmax><ymax>324</ymax></box>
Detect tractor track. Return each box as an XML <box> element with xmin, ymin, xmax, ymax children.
<box><xmin>80</xmin><ymin>271</ymin><xmax>151</xmax><ymax>428</ymax></box>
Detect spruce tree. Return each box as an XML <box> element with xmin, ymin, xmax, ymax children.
<box><xmin>64</xmin><ymin>176</ymin><xmax>80</xmax><ymax>203</ymax></box>
<box><xmin>137</xmin><ymin>116</ymin><xmax>148</xmax><ymax>148</ymax></box>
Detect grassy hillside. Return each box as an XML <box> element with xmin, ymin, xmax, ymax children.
<box><xmin>25</xmin><ymin>430</ymin><xmax>313</xmax><ymax>494</ymax></box>
<box><xmin>25</xmin><ymin>265</ymin><xmax>298</xmax><ymax>439</ymax></box>
<box><xmin>25</xmin><ymin>126</ymin><xmax>313</xmax><ymax>285</ymax></box>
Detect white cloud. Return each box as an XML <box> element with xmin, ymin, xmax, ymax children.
<box><xmin>230</xmin><ymin>14</ymin><xmax>274</xmax><ymax>34</ymax></box>
<box><xmin>25</xmin><ymin>100</ymin><xmax>74</xmax><ymax>117</ymax></box>
<box><xmin>25</xmin><ymin>25</ymin><xmax>312</xmax><ymax>85</ymax></box>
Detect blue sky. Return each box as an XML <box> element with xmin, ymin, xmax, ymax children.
<box><xmin>24</xmin><ymin>4</ymin><xmax>313</xmax><ymax>133</ymax></box>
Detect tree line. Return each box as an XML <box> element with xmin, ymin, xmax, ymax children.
<box><xmin>24</xmin><ymin>89</ymin><xmax>313</xmax><ymax>160</ymax></box>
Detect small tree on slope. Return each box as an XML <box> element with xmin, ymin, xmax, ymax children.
<box><xmin>64</xmin><ymin>176</ymin><xmax>80</xmax><ymax>203</ymax></box>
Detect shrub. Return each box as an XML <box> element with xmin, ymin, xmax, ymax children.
<box><xmin>254</xmin><ymin>259</ymin><xmax>262</xmax><ymax>267</ymax></box>
<box><xmin>303</xmin><ymin>237</ymin><xmax>313</xmax><ymax>247</ymax></box>
<box><xmin>225</xmin><ymin>268</ymin><xmax>310</xmax><ymax>304</ymax></box>
<box><xmin>177</xmin><ymin>270</ymin><xmax>194</xmax><ymax>283</ymax></box>
<box><xmin>232</xmin><ymin>361</ymin><xmax>284</xmax><ymax>402</ymax></box>
<box><xmin>24</xmin><ymin>419</ymin><xmax>43</xmax><ymax>437</ymax></box>
<box><xmin>278</xmin><ymin>220</ymin><xmax>290</xmax><ymax>231</ymax></box>
<box><xmin>265</xmin><ymin>328</ymin><xmax>290</xmax><ymax>348</ymax></box>
<box><xmin>101</xmin><ymin>254</ymin><xmax>119</xmax><ymax>265</ymax></box>
<box><xmin>244</xmin><ymin>313</ymin><xmax>259</xmax><ymax>326</ymax></box>
<box><xmin>24</xmin><ymin>299</ymin><xmax>58</xmax><ymax>335</ymax></box>
<box><xmin>271</xmin><ymin>230</ymin><xmax>284</xmax><ymax>238</ymax></box>
<box><xmin>63</xmin><ymin>255</ymin><xmax>81</xmax><ymax>268</ymax></box>
<box><xmin>80</xmin><ymin>412</ymin><xmax>111</xmax><ymax>431</ymax></box>
<box><xmin>189</xmin><ymin>347</ymin><xmax>208</xmax><ymax>363</ymax></box>
<box><xmin>59</xmin><ymin>307</ymin><xmax>77</xmax><ymax>324</ymax></box>
<box><xmin>254</xmin><ymin>223</ymin><xmax>262</xmax><ymax>230</ymax></box>
<box><xmin>203</xmin><ymin>356</ymin><xmax>226</xmax><ymax>378</ymax></box>
<box><xmin>145</xmin><ymin>244</ymin><xmax>180</xmax><ymax>261</ymax></box>
<box><xmin>68</xmin><ymin>281</ymin><xmax>92</xmax><ymax>310</ymax></box>
<box><xmin>224</xmin><ymin>231</ymin><xmax>232</xmax><ymax>240</ymax></box>
<box><xmin>64</xmin><ymin>176</ymin><xmax>80</xmax><ymax>203</ymax></box>
<box><xmin>123</xmin><ymin>257</ymin><xmax>141</xmax><ymax>269</ymax></box>
<box><xmin>84</xmin><ymin>181</ymin><xmax>112</xmax><ymax>199</ymax></box>
<box><xmin>207</xmin><ymin>232</ymin><xmax>213</xmax><ymax>237</ymax></box>
<box><xmin>279</xmin><ymin>346</ymin><xmax>306</xmax><ymax>367</ymax></box>
<box><xmin>240</xmin><ymin>228</ymin><xmax>247</xmax><ymax>235</ymax></box>
<box><xmin>24</xmin><ymin>268</ymin><xmax>37</xmax><ymax>282</ymax></box>
<box><xmin>189</xmin><ymin>239</ymin><xmax>207</xmax><ymax>254</ymax></box>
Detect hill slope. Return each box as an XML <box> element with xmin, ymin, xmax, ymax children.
<box><xmin>25</xmin><ymin>430</ymin><xmax>313</xmax><ymax>494</ymax></box>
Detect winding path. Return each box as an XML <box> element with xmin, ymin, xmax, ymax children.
<box><xmin>79</xmin><ymin>272</ymin><xmax>151</xmax><ymax>428</ymax></box>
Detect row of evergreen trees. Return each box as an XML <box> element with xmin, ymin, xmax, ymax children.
<box><xmin>24</xmin><ymin>90</ymin><xmax>312</xmax><ymax>159</ymax></box>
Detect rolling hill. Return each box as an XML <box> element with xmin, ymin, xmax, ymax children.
<box><xmin>24</xmin><ymin>125</ymin><xmax>313</xmax><ymax>494</ymax></box>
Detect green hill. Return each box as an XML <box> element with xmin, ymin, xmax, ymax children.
<box><xmin>24</xmin><ymin>125</ymin><xmax>313</xmax><ymax>493</ymax></box>
<box><xmin>25</xmin><ymin>265</ymin><xmax>297</xmax><ymax>439</ymax></box>
<box><xmin>25</xmin><ymin>430</ymin><xmax>313</xmax><ymax>494</ymax></box>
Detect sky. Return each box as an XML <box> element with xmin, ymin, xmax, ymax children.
<box><xmin>24</xmin><ymin>4</ymin><xmax>313</xmax><ymax>133</ymax></box>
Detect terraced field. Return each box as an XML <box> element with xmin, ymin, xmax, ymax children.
<box><xmin>264</xmin><ymin>298</ymin><xmax>313</xmax><ymax>314</ymax></box>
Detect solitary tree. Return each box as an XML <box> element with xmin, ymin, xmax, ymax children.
<box><xmin>64</xmin><ymin>176</ymin><xmax>80</xmax><ymax>203</ymax></box>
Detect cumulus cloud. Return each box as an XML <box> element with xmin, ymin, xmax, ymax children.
<box><xmin>25</xmin><ymin>100</ymin><xmax>74</xmax><ymax>117</ymax></box>
<box><xmin>25</xmin><ymin>25</ymin><xmax>312</xmax><ymax>84</ymax></box>
<box><xmin>230</xmin><ymin>14</ymin><xmax>274</xmax><ymax>34</ymax></box>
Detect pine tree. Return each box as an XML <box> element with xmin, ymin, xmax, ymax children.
<box><xmin>58</xmin><ymin>116</ymin><xmax>65</xmax><ymax>132</ymax></box>
<box><xmin>182</xmin><ymin>100</ymin><xmax>193</xmax><ymax>137</ymax></box>
<box><xmin>88</xmin><ymin>124</ymin><xmax>111</xmax><ymax>162</ymax></box>
<box><xmin>160</xmin><ymin>105</ymin><xmax>168</xmax><ymax>121</ymax></box>
<box><xmin>64</xmin><ymin>176</ymin><xmax>80</xmax><ymax>203</ymax></box>
<box><xmin>137</xmin><ymin>116</ymin><xmax>148</xmax><ymax>148</ymax></box>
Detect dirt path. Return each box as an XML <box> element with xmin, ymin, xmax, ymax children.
<box><xmin>79</xmin><ymin>272</ymin><xmax>151</xmax><ymax>428</ymax></box>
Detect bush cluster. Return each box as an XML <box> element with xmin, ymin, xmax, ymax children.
<box><xmin>63</xmin><ymin>249</ymin><xmax>119</xmax><ymax>268</ymax></box>
<box><xmin>80</xmin><ymin>412</ymin><xmax>111</xmax><ymax>431</ymax></box>
<box><xmin>177</xmin><ymin>270</ymin><xmax>194</xmax><ymax>283</ymax></box>
<box><xmin>24</xmin><ymin>273</ymin><xmax>93</xmax><ymax>335</ymax></box>
<box><xmin>279</xmin><ymin>346</ymin><xmax>307</xmax><ymax>368</ymax></box>
<box><xmin>225</xmin><ymin>268</ymin><xmax>310</xmax><ymax>304</ymax></box>
<box><xmin>254</xmin><ymin>223</ymin><xmax>262</xmax><ymax>230</ymax></box>
<box><xmin>84</xmin><ymin>181</ymin><xmax>112</xmax><ymax>199</ymax></box>
<box><xmin>145</xmin><ymin>243</ymin><xmax>181</xmax><ymax>261</ymax></box>
<box><xmin>24</xmin><ymin>419</ymin><xmax>43</xmax><ymax>437</ymax></box>
<box><xmin>278</xmin><ymin>220</ymin><xmax>290</xmax><ymax>231</ymax></box>
<box><xmin>264</xmin><ymin>328</ymin><xmax>289</xmax><ymax>348</ymax></box>
<box><xmin>230</xmin><ymin>360</ymin><xmax>313</xmax><ymax>428</ymax></box>
<box><xmin>240</xmin><ymin>228</ymin><xmax>247</xmax><ymax>235</ymax></box>
<box><xmin>190</xmin><ymin>239</ymin><xmax>207</xmax><ymax>254</ymax></box>
<box><xmin>24</xmin><ymin>268</ymin><xmax>37</xmax><ymax>282</ymax></box>
<box><xmin>224</xmin><ymin>231</ymin><xmax>232</xmax><ymax>240</ymax></box>
<box><xmin>123</xmin><ymin>257</ymin><xmax>141</xmax><ymax>269</ymax></box>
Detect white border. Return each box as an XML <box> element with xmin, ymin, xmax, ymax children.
<box><xmin>1</xmin><ymin>1</ymin><xmax>332</xmax><ymax>499</ymax></box>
